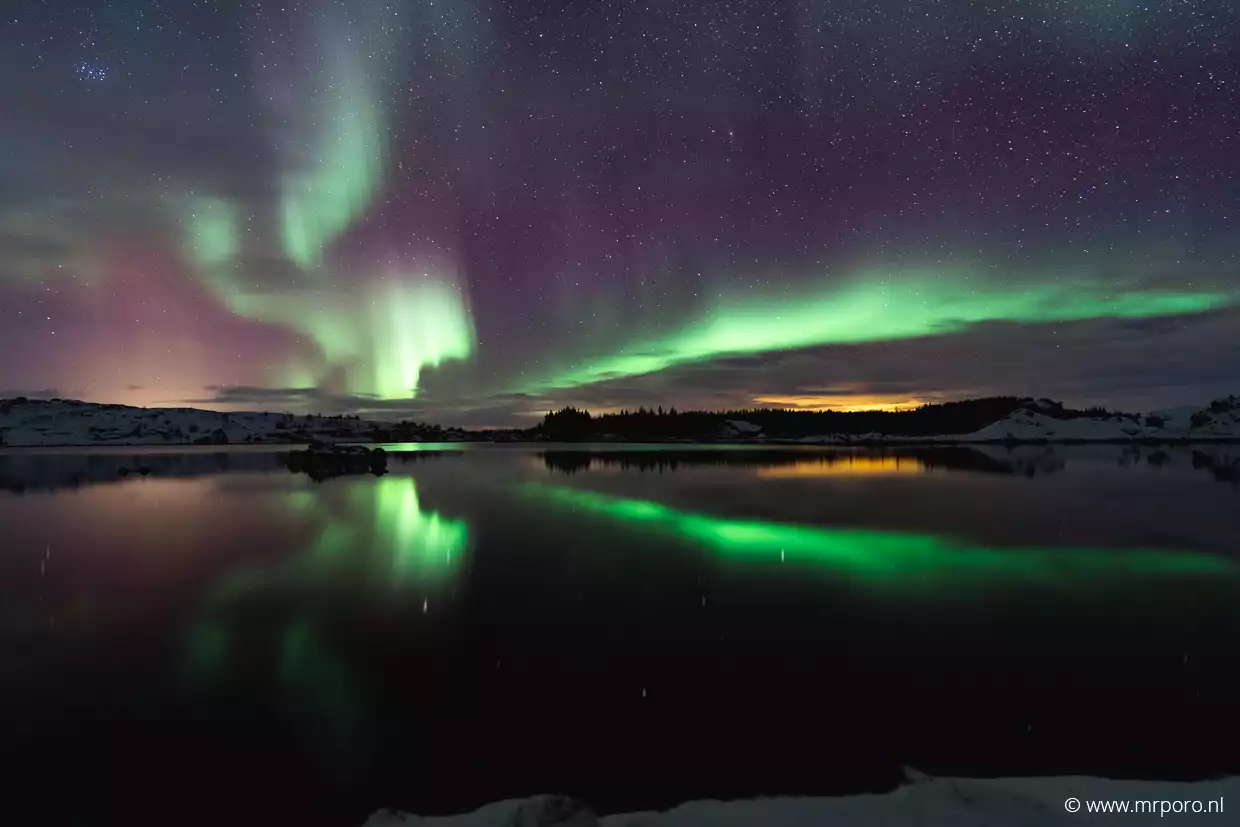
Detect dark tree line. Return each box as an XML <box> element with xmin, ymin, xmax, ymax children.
<box><xmin>537</xmin><ymin>397</ymin><xmax>1133</xmax><ymax>441</ymax></box>
<box><xmin>364</xmin><ymin>419</ymin><xmax>475</xmax><ymax>442</ymax></box>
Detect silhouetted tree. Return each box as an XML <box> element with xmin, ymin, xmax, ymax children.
<box><xmin>540</xmin><ymin>407</ymin><xmax>595</xmax><ymax>439</ymax></box>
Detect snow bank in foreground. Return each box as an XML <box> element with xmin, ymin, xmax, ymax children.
<box><xmin>362</xmin><ymin>775</ymin><xmax>1238</xmax><ymax>826</ymax></box>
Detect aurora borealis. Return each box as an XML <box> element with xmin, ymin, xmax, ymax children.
<box><xmin>4</xmin><ymin>1</ymin><xmax>1240</xmax><ymax>424</ymax></box>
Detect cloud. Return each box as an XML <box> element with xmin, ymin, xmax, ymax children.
<box><xmin>0</xmin><ymin>230</ymin><xmax>69</xmax><ymax>261</ymax></box>
<box><xmin>179</xmin><ymin>307</ymin><xmax>1240</xmax><ymax>425</ymax></box>
<box><xmin>495</xmin><ymin>309</ymin><xmax>1240</xmax><ymax>417</ymax></box>
<box><xmin>0</xmin><ymin>228</ymin><xmax>77</xmax><ymax>285</ymax></box>
<box><xmin>175</xmin><ymin>386</ymin><xmax>347</xmax><ymax>413</ymax></box>
<box><xmin>182</xmin><ymin>385</ymin><xmax>545</xmax><ymax>428</ymax></box>
<box><xmin>0</xmin><ymin>388</ymin><xmax>63</xmax><ymax>400</ymax></box>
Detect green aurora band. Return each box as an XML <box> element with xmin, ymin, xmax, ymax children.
<box><xmin>522</xmin><ymin>483</ymin><xmax>1235</xmax><ymax>586</ymax></box>
<box><xmin>182</xmin><ymin>155</ymin><xmax>1233</xmax><ymax>405</ymax></box>
<box><xmin>277</xmin><ymin>9</ymin><xmax>387</xmax><ymax>271</ymax></box>
<box><xmin>183</xmin><ymin>202</ymin><xmax>473</xmax><ymax>401</ymax></box>
<box><xmin>182</xmin><ymin>199</ymin><xmax>475</xmax><ymax>398</ymax></box>
<box><xmin>522</xmin><ymin>266</ymin><xmax>1236</xmax><ymax>393</ymax></box>
<box><xmin>178</xmin><ymin>3</ymin><xmax>475</xmax><ymax>400</ymax></box>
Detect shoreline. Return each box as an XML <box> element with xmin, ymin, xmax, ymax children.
<box><xmin>2</xmin><ymin>436</ymin><xmax>1240</xmax><ymax>450</ymax></box>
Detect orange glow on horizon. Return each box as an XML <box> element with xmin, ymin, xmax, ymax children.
<box><xmin>753</xmin><ymin>394</ymin><xmax>929</xmax><ymax>413</ymax></box>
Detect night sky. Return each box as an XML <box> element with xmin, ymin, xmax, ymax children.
<box><xmin>2</xmin><ymin>0</ymin><xmax>1239</xmax><ymax>426</ymax></box>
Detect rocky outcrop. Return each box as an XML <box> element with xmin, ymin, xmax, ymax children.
<box><xmin>286</xmin><ymin>446</ymin><xmax>387</xmax><ymax>481</ymax></box>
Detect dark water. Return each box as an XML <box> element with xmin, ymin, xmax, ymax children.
<box><xmin>1</xmin><ymin>443</ymin><xmax>1238</xmax><ymax>826</ymax></box>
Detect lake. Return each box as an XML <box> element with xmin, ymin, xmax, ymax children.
<box><xmin>1</xmin><ymin>443</ymin><xmax>1238</xmax><ymax>826</ymax></box>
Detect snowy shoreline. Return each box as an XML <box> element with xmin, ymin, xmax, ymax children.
<box><xmin>2</xmin><ymin>395</ymin><xmax>1238</xmax><ymax>448</ymax></box>
<box><xmin>361</xmin><ymin>775</ymin><xmax>1238</xmax><ymax>825</ymax></box>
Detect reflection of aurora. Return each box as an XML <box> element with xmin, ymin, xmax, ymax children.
<box><xmin>375</xmin><ymin>475</ymin><xmax>469</xmax><ymax>585</ymax></box>
<box><xmin>521</xmin><ymin>483</ymin><xmax>1236</xmax><ymax>586</ymax></box>
<box><xmin>186</xmin><ymin>475</ymin><xmax>469</xmax><ymax>740</ymax></box>
<box><xmin>211</xmin><ymin>475</ymin><xmax>469</xmax><ymax>604</ymax></box>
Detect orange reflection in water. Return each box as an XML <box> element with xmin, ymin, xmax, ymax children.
<box><xmin>757</xmin><ymin>455</ymin><xmax>927</xmax><ymax>478</ymax></box>
<box><xmin>0</xmin><ymin>475</ymin><xmax>307</xmax><ymax>634</ymax></box>
<box><xmin>3</xmin><ymin>475</ymin><xmax>300</xmax><ymax>592</ymax></box>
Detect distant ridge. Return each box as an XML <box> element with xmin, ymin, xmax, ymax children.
<box><xmin>1</xmin><ymin>394</ymin><xmax>1238</xmax><ymax>447</ymax></box>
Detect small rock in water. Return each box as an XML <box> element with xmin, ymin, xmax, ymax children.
<box><xmin>287</xmin><ymin>445</ymin><xmax>388</xmax><ymax>481</ymax></box>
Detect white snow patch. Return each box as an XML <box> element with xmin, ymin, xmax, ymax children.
<box><xmin>362</xmin><ymin>776</ymin><xmax>1238</xmax><ymax>826</ymax></box>
<box><xmin>955</xmin><ymin>398</ymin><xmax>1240</xmax><ymax>442</ymax></box>
<box><xmin>789</xmin><ymin>397</ymin><xmax>1240</xmax><ymax>444</ymax></box>
<box><xmin>718</xmin><ymin>420</ymin><xmax>764</xmax><ymax>438</ymax></box>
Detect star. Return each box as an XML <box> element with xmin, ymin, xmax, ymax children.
<box><xmin>0</xmin><ymin>0</ymin><xmax>1235</xmax><ymax>419</ymax></box>
<box><xmin>75</xmin><ymin>61</ymin><xmax>108</xmax><ymax>82</ymax></box>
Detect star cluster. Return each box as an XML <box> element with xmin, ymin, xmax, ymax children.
<box><xmin>2</xmin><ymin>0</ymin><xmax>1239</xmax><ymax>424</ymax></box>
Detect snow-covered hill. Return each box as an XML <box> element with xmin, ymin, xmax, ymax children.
<box><xmin>0</xmin><ymin>397</ymin><xmax>381</xmax><ymax>447</ymax></box>
<box><xmin>362</xmin><ymin>775</ymin><xmax>1237</xmax><ymax>826</ymax></box>
<box><xmin>794</xmin><ymin>396</ymin><xmax>1240</xmax><ymax>444</ymax></box>
<box><xmin>956</xmin><ymin>395</ymin><xmax>1240</xmax><ymax>442</ymax></box>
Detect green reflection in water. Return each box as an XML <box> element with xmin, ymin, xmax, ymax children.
<box><xmin>280</xmin><ymin>617</ymin><xmax>364</xmax><ymax>742</ymax></box>
<box><xmin>285</xmin><ymin>488</ymin><xmax>319</xmax><ymax>514</ymax></box>
<box><xmin>375</xmin><ymin>475</ymin><xmax>469</xmax><ymax>587</ymax></box>
<box><xmin>186</xmin><ymin>474</ymin><xmax>470</xmax><ymax>741</ymax></box>
<box><xmin>209</xmin><ymin>475</ymin><xmax>468</xmax><ymax>606</ymax></box>
<box><xmin>523</xmin><ymin>483</ymin><xmax>1235</xmax><ymax>584</ymax></box>
<box><xmin>184</xmin><ymin>620</ymin><xmax>228</xmax><ymax>683</ymax></box>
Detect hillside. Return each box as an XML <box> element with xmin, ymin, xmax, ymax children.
<box><xmin>0</xmin><ymin>397</ymin><xmax>368</xmax><ymax>447</ymax></box>
<box><xmin>0</xmin><ymin>397</ymin><xmax>483</xmax><ymax>447</ymax></box>
<box><xmin>797</xmin><ymin>395</ymin><xmax>1240</xmax><ymax>444</ymax></box>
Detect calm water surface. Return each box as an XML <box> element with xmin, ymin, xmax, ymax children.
<box><xmin>1</xmin><ymin>443</ymin><xmax>1238</xmax><ymax>826</ymax></box>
